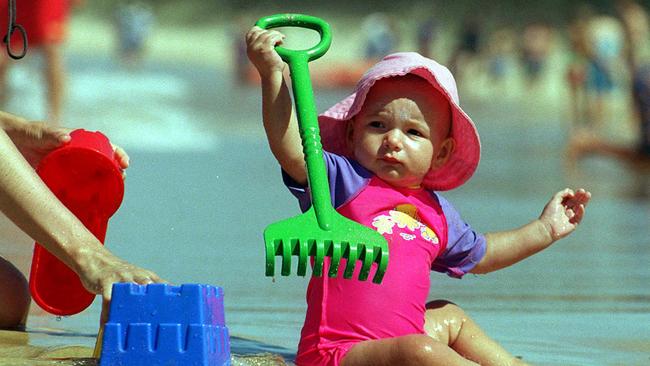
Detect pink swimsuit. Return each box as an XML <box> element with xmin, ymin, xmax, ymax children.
<box><xmin>284</xmin><ymin>152</ymin><xmax>486</xmax><ymax>366</ymax></box>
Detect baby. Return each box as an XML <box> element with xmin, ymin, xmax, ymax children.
<box><xmin>247</xmin><ymin>26</ymin><xmax>591</xmax><ymax>366</ymax></box>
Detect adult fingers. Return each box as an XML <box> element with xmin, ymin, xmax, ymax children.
<box><xmin>101</xmin><ymin>281</ymin><xmax>113</xmax><ymax>303</ymax></box>
<box><xmin>112</xmin><ymin>145</ymin><xmax>130</xmax><ymax>170</ymax></box>
<box><xmin>100</xmin><ymin>297</ymin><xmax>110</xmax><ymax>326</ymax></box>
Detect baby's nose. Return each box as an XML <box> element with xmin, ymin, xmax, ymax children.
<box><xmin>383</xmin><ymin>130</ymin><xmax>404</xmax><ymax>150</ymax></box>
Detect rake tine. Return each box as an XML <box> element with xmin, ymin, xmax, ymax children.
<box><xmin>372</xmin><ymin>248</ymin><xmax>388</xmax><ymax>284</ymax></box>
<box><xmin>312</xmin><ymin>240</ymin><xmax>325</xmax><ymax>277</ymax></box>
<box><xmin>327</xmin><ymin>241</ymin><xmax>343</xmax><ymax>277</ymax></box>
<box><xmin>265</xmin><ymin>239</ymin><xmax>279</xmax><ymax>276</ymax></box>
<box><xmin>358</xmin><ymin>245</ymin><xmax>374</xmax><ymax>281</ymax></box>
<box><xmin>296</xmin><ymin>239</ymin><xmax>309</xmax><ymax>276</ymax></box>
<box><xmin>281</xmin><ymin>239</ymin><xmax>292</xmax><ymax>276</ymax></box>
<box><xmin>343</xmin><ymin>243</ymin><xmax>358</xmax><ymax>279</ymax></box>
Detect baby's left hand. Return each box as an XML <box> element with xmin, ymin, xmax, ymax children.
<box><xmin>540</xmin><ymin>188</ymin><xmax>591</xmax><ymax>241</ymax></box>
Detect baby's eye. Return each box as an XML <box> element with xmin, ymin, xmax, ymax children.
<box><xmin>407</xmin><ymin>129</ymin><xmax>424</xmax><ymax>137</ymax></box>
<box><xmin>368</xmin><ymin>121</ymin><xmax>384</xmax><ymax>128</ymax></box>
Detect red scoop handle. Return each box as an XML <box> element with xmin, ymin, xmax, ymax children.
<box><xmin>29</xmin><ymin>129</ymin><xmax>124</xmax><ymax>316</ymax></box>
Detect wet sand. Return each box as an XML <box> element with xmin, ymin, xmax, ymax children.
<box><xmin>0</xmin><ymin>329</ymin><xmax>291</xmax><ymax>366</ymax></box>
<box><xmin>0</xmin><ymin>330</ymin><xmax>94</xmax><ymax>366</ymax></box>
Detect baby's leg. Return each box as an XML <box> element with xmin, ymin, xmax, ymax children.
<box><xmin>0</xmin><ymin>256</ymin><xmax>30</xmax><ymax>329</ymax></box>
<box><xmin>341</xmin><ymin>333</ymin><xmax>479</xmax><ymax>366</ymax></box>
<box><xmin>425</xmin><ymin>300</ymin><xmax>530</xmax><ymax>366</ymax></box>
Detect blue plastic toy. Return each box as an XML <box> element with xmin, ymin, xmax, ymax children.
<box><xmin>99</xmin><ymin>283</ymin><xmax>230</xmax><ymax>366</ymax></box>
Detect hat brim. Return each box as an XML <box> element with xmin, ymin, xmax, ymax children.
<box><xmin>318</xmin><ymin>53</ymin><xmax>480</xmax><ymax>191</ymax></box>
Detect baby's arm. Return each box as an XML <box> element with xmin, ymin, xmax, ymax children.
<box><xmin>246</xmin><ymin>26</ymin><xmax>306</xmax><ymax>185</ymax></box>
<box><xmin>471</xmin><ymin>188</ymin><xmax>591</xmax><ymax>274</ymax></box>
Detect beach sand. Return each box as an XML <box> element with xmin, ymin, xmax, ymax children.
<box><xmin>0</xmin><ymin>330</ymin><xmax>94</xmax><ymax>366</ymax></box>
<box><xmin>0</xmin><ymin>329</ymin><xmax>290</xmax><ymax>366</ymax></box>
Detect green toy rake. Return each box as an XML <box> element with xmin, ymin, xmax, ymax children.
<box><xmin>258</xmin><ymin>14</ymin><xmax>389</xmax><ymax>284</ymax></box>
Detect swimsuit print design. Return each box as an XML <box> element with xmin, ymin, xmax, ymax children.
<box><xmin>371</xmin><ymin>204</ymin><xmax>439</xmax><ymax>244</ymax></box>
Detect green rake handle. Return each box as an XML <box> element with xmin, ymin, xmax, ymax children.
<box><xmin>256</xmin><ymin>14</ymin><xmax>335</xmax><ymax>231</ymax></box>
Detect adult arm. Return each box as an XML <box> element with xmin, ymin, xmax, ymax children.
<box><xmin>0</xmin><ymin>113</ymin><xmax>162</xmax><ymax>322</ymax></box>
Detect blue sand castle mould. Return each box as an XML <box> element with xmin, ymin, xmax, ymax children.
<box><xmin>100</xmin><ymin>283</ymin><xmax>230</xmax><ymax>366</ymax></box>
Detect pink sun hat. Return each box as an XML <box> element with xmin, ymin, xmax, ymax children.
<box><xmin>318</xmin><ymin>52</ymin><xmax>481</xmax><ymax>191</ymax></box>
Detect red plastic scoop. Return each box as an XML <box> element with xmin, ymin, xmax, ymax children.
<box><xmin>29</xmin><ymin>129</ymin><xmax>125</xmax><ymax>316</ymax></box>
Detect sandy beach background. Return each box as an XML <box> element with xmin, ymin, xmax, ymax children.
<box><xmin>0</xmin><ymin>2</ymin><xmax>649</xmax><ymax>365</ymax></box>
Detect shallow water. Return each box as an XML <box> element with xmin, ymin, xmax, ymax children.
<box><xmin>2</xmin><ymin>50</ymin><xmax>649</xmax><ymax>365</ymax></box>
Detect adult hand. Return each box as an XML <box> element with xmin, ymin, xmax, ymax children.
<box><xmin>2</xmin><ymin>115</ymin><xmax>130</xmax><ymax>172</ymax></box>
<box><xmin>3</xmin><ymin>119</ymin><xmax>71</xmax><ymax>168</ymax></box>
<box><xmin>75</xmin><ymin>248</ymin><xmax>165</xmax><ymax>324</ymax></box>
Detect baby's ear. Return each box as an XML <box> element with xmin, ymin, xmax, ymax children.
<box><xmin>345</xmin><ymin>119</ymin><xmax>355</xmax><ymax>148</ymax></box>
<box><xmin>431</xmin><ymin>137</ymin><xmax>455</xmax><ymax>170</ymax></box>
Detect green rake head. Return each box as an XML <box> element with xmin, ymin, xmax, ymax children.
<box><xmin>264</xmin><ymin>207</ymin><xmax>389</xmax><ymax>284</ymax></box>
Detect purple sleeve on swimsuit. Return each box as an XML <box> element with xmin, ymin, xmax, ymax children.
<box><xmin>431</xmin><ymin>194</ymin><xmax>487</xmax><ymax>278</ymax></box>
<box><xmin>282</xmin><ymin>151</ymin><xmax>372</xmax><ymax>212</ymax></box>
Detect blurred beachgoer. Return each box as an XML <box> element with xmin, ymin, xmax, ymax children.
<box><xmin>448</xmin><ymin>16</ymin><xmax>482</xmax><ymax>85</ymax></box>
<box><xmin>485</xmin><ymin>26</ymin><xmax>517</xmax><ymax>86</ymax></box>
<box><xmin>617</xmin><ymin>0</ymin><xmax>650</xmax><ymax>71</ymax></box>
<box><xmin>361</xmin><ymin>13</ymin><xmax>398</xmax><ymax>62</ymax></box>
<box><xmin>230</xmin><ymin>16</ymin><xmax>253</xmax><ymax>85</ymax></box>
<box><xmin>566</xmin><ymin>5</ymin><xmax>595</xmax><ymax>128</ymax></box>
<box><xmin>248</xmin><ymin>25</ymin><xmax>591</xmax><ymax>365</ymax></box>
<box><xmin>416</xmin><ymin>13</ymin><xmax>439</xmax><ymax>59</ymax></box>
<box><xmin>114</xmin><ymin>0</ymin><xmax>154</xmax><ymax>68</ymax></box>
<box><xmin>585</xmin><ymin>14</ymin><xmax>625</xmax><ymax>128</ymax></box>
<box><xmin>0</xmin><ymin>111</ymin><xmax>165</xmax><ymax>328</ymax></box>
<box><xmin>0</xmin><ymin>0</ymin><xmax>84</xmax><ymax>126</ymax></box>
<box><xmin>520</xmin><ymin>21</ymin><xmax>555</xmax><ymax>86</ymax></box>
<box><xmin>568</xmin><ymin>1</ymin><xmax>650</xmax><ymax>166</ymax></box>
<box><xmin>618</xmin><ymin>0</ymin><xmax>650</xmax><ymax>156</ymax></box>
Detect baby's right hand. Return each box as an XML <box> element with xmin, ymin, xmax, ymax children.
<box><xmin>245</xmin><ymin>26</ymin><xmax>286</xmax><ymax>78</ymax></box>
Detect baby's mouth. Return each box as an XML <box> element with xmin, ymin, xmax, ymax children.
<box><xmin>380</xmin><ymin>155</ymin><xmax>401</xmax><ymax>164</ymax></box>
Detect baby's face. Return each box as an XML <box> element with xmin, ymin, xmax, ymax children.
<box><xmin>348</xmin><ymin>77</ymin><xmax>453</xmax><ymax>189</ymax></box>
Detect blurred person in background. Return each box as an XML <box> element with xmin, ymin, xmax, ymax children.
<box><xmin>114</xmin><ymin>0</ymin><xmax>154</xmax><ymax>68</ymax></box>
<box><xmin>520</xmin><ymin>21</ymin><xmax>555</xmax><ymax>86</ymax></box>
<box><xmin>415</xmin><ymin>5</ymin><xmax>439</xmax><ymax>59</ymax></box>
<box><xmin>361</xmin><ymin>12</ymin><xmax>399</xmax><ymax>62</ymax></box>
<box><xmin>448</xmin><ymin>15</ymin><xmax>482</xmax><ymax>86</ymax></box>
<box><xmin>584</xmin><ymin>13</ymin><xmax>625</xmax><ymax>129</ymax></box>
<box><xmin>232</xmin><ymin>15</ymin><xmax>252</xmax><ymax>85</ymax></box>
<box><xmin>485</xmin><ymin>26</ymin><xmax>517</xmax><ymax>89</ymax></box>
<box><xmin>567</xmin><ymin>1</ymin><xmax>650</xmax><ymax>168</ymax></box>
<box><xmin>0</xmin><ymin>0</ymin><xmax>84</xmax><ymax>126</ymax></box>
<box><xmin>566</xmin><ymin>4</ymin><xmax>595</xmax><ymax>129</ymax></box>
